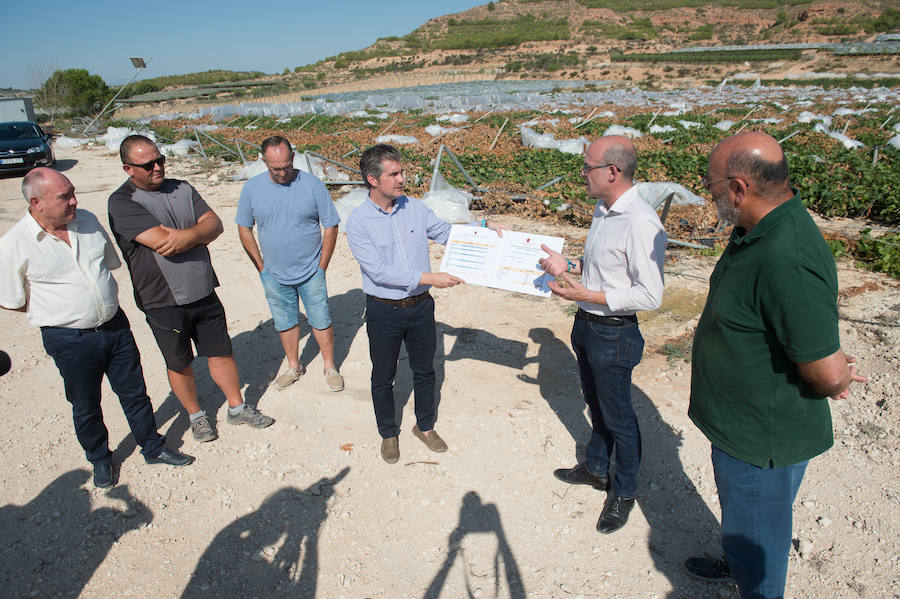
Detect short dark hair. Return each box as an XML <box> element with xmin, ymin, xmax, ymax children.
<box><xmin>261</xmin><ymin>135</ymin><xmax>292</xmax><ymax>156</ymax></box>
<box><xmin>727</xmin><ymin>150</ymin><xmax>789</xmax><ymax>191</ymax></box>
<box><xmin>360</xmin><ymin>144</ymin><xmax>402</xmax><ymax>188</ymax></box>
<box><xmin>119</xmin><ymin>134</ymin><xmax>156</xmax><ymax>163</ymax></box>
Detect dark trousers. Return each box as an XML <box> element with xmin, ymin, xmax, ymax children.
<box><xmin>713</xmin><ymin>446</ymin><xmax>808</xmax><ymax>599</ymax></box>
<box><xmin>571</xmin><ymin>315</ymin><xmax>644</xmax><ymax>497</ymax></box>
<box><xmin>365</xmin><ymin>295</ymin><xmax>437</xmax><ymax>439</ymax></box>
<box><xmin>41</xmin><ymin>309</ymin><xmax>165</xmax><ymax>464</ymax></box>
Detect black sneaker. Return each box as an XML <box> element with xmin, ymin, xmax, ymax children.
<box><xmin>93</xmin><ymin>460</ymin><xmax>114</xmax><ymax>489</ymax></box>
<box><xmin>684</xmin><ymin>556</ymin><xmax>735</xmax><ymax>583</ymax></box>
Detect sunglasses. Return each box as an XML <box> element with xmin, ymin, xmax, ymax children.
<box><xmin>126</xmin><ymin>156</ymin><xmax>166</xmax><ymax>170</ymax></box>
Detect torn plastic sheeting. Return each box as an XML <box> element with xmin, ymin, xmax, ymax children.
<box><xmin>633</xmin><ymin>181</ymin><xmax>705</xmax><ymax>211</ymax></box>
<box><xmin>375</xmin><ymin>134</ymin><xmax>419</xmax><ymax>145</ymax></box>
<box><xmin>520</xmin><ymin>126</ymin><xmax>588</xmax><ymax>155</ymax></box>
<box><xmin>813</xmin><ymin>123</ymin><xmax>865</xmax><ymax>149</ymax></box>
<box><xmin>425</xmin><ymin>124</ymin><xmax>457</xmax><ymax>137</ymax></box>
<box><xmin>833</xmin><ymin>107</ymin><xmax>878</xmax><ymax>116</ymax></box>
<box><xmin>678</xmin><ymin>120</ymin><xmax>702</xmax><ymax>129</ymax></box>
<box><xmin>232</xmin><ymin>152</ymin><xmax>352</xmax><ymax>181</ymax></box>
<box><xmin>649</xmin><ymin>125</ymin><xmax>677</xmax><ymax>134</ymax></box>
<box><xmin>54</xmin><ymin>136</ymin><xmax>90</xmax><ymax>148</ymax></box>
<box><xmin>335</xmin><ymin>188</ymin><xmax>370</xmax><ymax>230</ymax></box>
<box><xmin>437</xmin><ymin>113</ymin><xmax>469</xmax><ymax>123</ymax></box>
<box><xmin>423</xmin><ymin>171</ymin><xmax>472</xmax><ymax>223</ymax></box>
<box><xmin>160</xmin><ymin>139</ymin><xmax>200</xmax><ymax>157</ymax></box>
<box><xmin>101</xmin><ymin>127</ymin><xmax>155</xmax><ymax>154</ymax></box>
<box><xmin>603</xmin><ymin>125</ymin><xmax>643</xmax><ymax>138</ymax></box>
<box><xmin>715</xmin><ymin>120</ymin><xmax>736</xmax><ymax>131</ymax></box>
<box><xmin>886</xmin><ymin>134</ymin><xmax>900</xmax><ymax>150</ymax></box>
<box><xmin>797</xmin><ymin>112</ymin><xmax>832</xmax><ymax>127</ymax></box>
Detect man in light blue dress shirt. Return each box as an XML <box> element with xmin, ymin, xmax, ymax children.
<box><xmin>345</xmin><ymin>144</ymin><xmax>505</xmax><ymax>463</ymax></box>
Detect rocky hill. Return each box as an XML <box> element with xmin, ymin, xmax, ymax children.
<box><xmin>279</xmin><ymin>0</ymin><xmax>897</xmax><ymax>93</ymax></box>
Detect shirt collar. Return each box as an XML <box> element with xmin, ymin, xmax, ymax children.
<box><xmin>25</xmin><ymin>208</ymin><xmax>79</xmax><ymax>241</ymax></box>
<box><xmin>595</xmin><ymin>185</ymin><xmax>639</xmax><ymax>216</ymax></box>
<box><xmin>366</xmin><ymin>194</ymin><xmax>407</xmax><ymax>215</ymax></box>
<box><xmin>731</xmin><ymin>191</ymin><xmax>802</xmax><ymax>246</ymax></box>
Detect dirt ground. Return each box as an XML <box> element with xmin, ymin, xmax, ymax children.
<box><xmin>0</xmin><ymin>144</ymin><xmax>897</xmax><ymax>598</ymax></box>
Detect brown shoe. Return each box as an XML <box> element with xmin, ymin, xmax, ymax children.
<box><xmin>381</xmin><ymin>436</ymin><xmax>399</xmax><ymax>464</ymax></box>
<box><xmin>412</xmin><ymin>425</ymin><xmax>448</xmax><ymax>452</ymax></box>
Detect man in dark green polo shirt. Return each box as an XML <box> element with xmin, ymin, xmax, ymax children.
<box><xmin>684</xmin><ymin>132</ymin><xmax>866</xmax><ymax>599</ymax></box>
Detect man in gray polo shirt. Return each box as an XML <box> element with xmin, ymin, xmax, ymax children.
<box><xmin>237</xmin><ymin>136</ymin><xmax>343</xmax><ymax>392</ymax></box>
<box><xmin>109</xmin><ymin>135</ymin><xmax>274</xmax><ymax>443</ymax></box>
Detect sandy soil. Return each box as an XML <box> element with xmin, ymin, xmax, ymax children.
<box><xmin>0</xmin><ymin>144</ymin><xmax>897</xmax><ymax>598</ymax></box>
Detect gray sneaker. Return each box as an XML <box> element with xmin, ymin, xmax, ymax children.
<box><xmin>190</xmin><ymin>414</ymin><xmax>219</xmax><ymax>442</ymax></box>
<box><xmin>227</xmin><ymin>404</ymin><xmax>274</xmax><ymax>428</ymax></box>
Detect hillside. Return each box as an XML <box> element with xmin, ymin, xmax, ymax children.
<box><xmin>279</xmin><ymin>0</ymin><xmax>898</xmax><ymax>95</ymax></box>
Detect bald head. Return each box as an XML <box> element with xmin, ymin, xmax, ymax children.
<box><xmin>710</xmin><ymin>132</ymin><xmax>789</xmax><ymax>196</ymax></box>
<box><xmin>22</xmin><ymin>167</ymin><xmax>69</xmax><ymax>204</ymax></box>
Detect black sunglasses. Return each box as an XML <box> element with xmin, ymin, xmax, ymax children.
<box><xmin>126</xmin><ymin>156</ymin><xmax>166</xmax><ymax>170</ymax></box>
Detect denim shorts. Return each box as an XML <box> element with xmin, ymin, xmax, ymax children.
<box><xmin>260</xmin><ymin>267</ymin><xmax>332</xmax><ymax>331</ymax></box>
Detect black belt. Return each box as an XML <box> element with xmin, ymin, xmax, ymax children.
<box><xmin>368</xmin><ymin>291</ymin><xmax>431</xmax><ymax>308</ymax></box>
<box><xmin>576</xmin><ymin>308</ymin><xmax>637</xmax><ymax>327</ymax></box>
<box><xmin>41</xmin><ymin>308</ymin><xmax>125</xmax><ymax>332</ymax></box>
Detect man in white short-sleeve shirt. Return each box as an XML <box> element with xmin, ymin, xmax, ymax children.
<box><xmin>0</xmin><ymin>168</ymin><xmax>193</xmax><ymax>488</ymax></box>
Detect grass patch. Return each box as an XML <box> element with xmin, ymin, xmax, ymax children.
<box><xmin>612</xmin><ymin>48</ymin><xmax>803</xmax><ymax>63</ymax></box>
<box><xmin>577</xmin><ymin>0</ymin><xmax>814</xmax><ymax>9</ymax></box>
<box><xmin>410</xmin><ymin>14</ymin><xmax>570</xmax><ymax>50</ymax></box>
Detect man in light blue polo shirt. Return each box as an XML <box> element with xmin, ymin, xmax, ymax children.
<box><xmin>237</xmin><ymin>136</ymin><xmax>343</xmax><ymax>392</ymax></box>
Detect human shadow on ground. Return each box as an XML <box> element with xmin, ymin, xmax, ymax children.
<box><xmin>423</xmin><ymin>491</ymin><xmax>526</xmax><ymax>599</ymax></box>
<box><xmin>520</xmin><ymin>326</ymin><xmax>722</xmax><ymax>597</ymax></box>
<box><xmin>298</xmin><ymin>288</ymin><xmax>366</xmax><ymax>374</ymax></box>
<box><xmin>181</xmin><ymin>467</ymin><xmax>350</xmax><ymax>598</ymax></box>
<box><xmin>0</xmin><ymin>470</ymin><xmax>151</xmax><ymax>598</ymax></box>
<box><xmin>389</xmin><ymin>322</ymin><xmax>529</xmax><ymax>433</ymax></box>
<box><xmin>113</xmin><ymin>315</ymin><xmax>283</xmax><ymax>461</ymax></box>
<box><xmin>517</xmin><ymin>327</ymin><xmax>588</xmax><ymax>463</ymax></box>
<box><xmin>53</xmin><ymin>159</ymin><xmax>78</xmax><ymax>172</ymax></box>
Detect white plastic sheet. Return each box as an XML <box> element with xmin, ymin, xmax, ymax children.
<box><xmin>520</xmin><ymin>126</ymin><xmax>588</xmax><ymax>155</ymax></box>
<box><xmin>603</xmin><ymin>125</ymin><xmax>643</xmax><ymax>138</ymax></box>
<box><xmin>423</xmin><ymin>171</ymin><xmax>472</xmax><ymax>223</ymax></box>
<box><xmin>633</xmin><ymin>181</ymin><xmax>706</xmax><ymax>210</ymax></box>
<box><xmin>375</xmin><ymin>134</ymin><xmax>418</xmax><ymax>145</ymax></box>
<box><xmin>159</xmin><ymin>139</ymin><xmax>199</xmax><ymax>157</ymax></box>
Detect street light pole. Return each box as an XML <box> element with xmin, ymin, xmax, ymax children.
<box><xmin>82</xmin><ymin>57</ymin><xmax>151</xmax><ymax>135</ymax></box>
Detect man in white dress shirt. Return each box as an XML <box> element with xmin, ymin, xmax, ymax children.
<box><xmin>540</xmin><ymin>136</ymin><xmax>667</xmax><ymax>533</ymax></box>
<box><xmin>0</xmin><ymin>168</ymin><xmax>193</xmax><ymax>489</ymax></box>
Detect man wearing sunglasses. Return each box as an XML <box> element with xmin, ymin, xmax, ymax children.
<box><xmin>685</xmin><ymin>132</ymin><xmax>866</xmax><ymax>598</ymax></box>
<box><xmin>1</xmin><ymin>168</ymin><xmax>194</xmax><ymax>488</ymax></box>
<box><xmin>109</xmin><ymin>135</ymin><xmax>274</xmax><ymax>444</ymax></box>
<box><xmin>539</xmin><ymin>136</ymin><xmax>667</xmax><ymax>534</ymax></box>
<box><xmin>236</xmin><ymin>136</ymin><xmax>343</xmax><ymax>393</ymax></box>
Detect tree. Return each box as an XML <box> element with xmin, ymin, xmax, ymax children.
<box><xmin>37</xmin><ymin>69</ymin><xmax>109</xmax><ymax>117</ymax></box>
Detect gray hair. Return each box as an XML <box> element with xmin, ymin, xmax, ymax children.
<box><xmin>21</xmin><ymin>169</ymin><xmax>51</xmax><ymax>204</ymax></box>
<box><xmin>727</xmin><ymin>150</ymin><xmax>789</xmax><ymax>191</ymax></box>
<box><xmin>261</xmin><ymin>135</ymin><xmax>292</xmax><ymax>155</ymax></box>
<box><xmin>602</xmin><ymin>142</ymin><xmax>638</xmax><ymax>180</ymax></box>
<box><xmin>360</xmin><ymin>144</ymin><xmax>402</xmax><ymax>188</ymax></box>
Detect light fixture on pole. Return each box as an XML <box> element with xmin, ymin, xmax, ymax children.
<box><xmin>82</xmin><ymin>56</ymin><xmax>151</xmax><ymax>134</ymax></box>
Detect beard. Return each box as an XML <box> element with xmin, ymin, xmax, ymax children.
<box><xmin>714</xmin><ymin>192</ymin><xmax>739</xmax><ymax>226</ymax></box>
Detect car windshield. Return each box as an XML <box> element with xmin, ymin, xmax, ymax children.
<box><xmin>0</xmin><ymin>124</ymin><xmax>41</xmax><ymax>141</ymax></box>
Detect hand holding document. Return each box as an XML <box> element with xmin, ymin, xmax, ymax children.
<box><xmin>438</xmin><ymin>225</ymin><xmax>564</xmax><ymax>297</ymax></box>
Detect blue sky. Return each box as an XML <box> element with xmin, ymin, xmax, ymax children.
<box><xmin>1</xmin><ymin>0</ymin><xmax>484</xmax><ymax>89</ymax></box>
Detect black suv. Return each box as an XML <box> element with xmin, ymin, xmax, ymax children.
<box><xmin>0</xmin><ymin>121</ymin><xmax>55</xmax><ymax>174</ymax></box>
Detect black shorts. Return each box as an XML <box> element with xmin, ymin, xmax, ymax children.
<box><xmin>144</xmin><ymin>293</ymin><xmax>233</xmax><ymax>372</ymax></box>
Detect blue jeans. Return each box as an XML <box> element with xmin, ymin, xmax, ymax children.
<box><xmin>260</xmin><ymin>266</ymin><xmax>332</xmax><ymax>331</ymax></box>
<box><xmin>570</xmin><ymin>315</ymin><xmax>644</xmax><ymax>497</ymax></box>
<box><xmin>365</xmin><ymin>294</ymin><xmax>437</xmax><ymax>439</ymax></box>
<box><xmin>712</xmin><ymin>446</ymin><xmax>808</xmax><ymax>599</ymax></box>
<box><xmin>40</xmin><ymin>309</ymin><xmax>165</xmax><ymax>463</ymax></box>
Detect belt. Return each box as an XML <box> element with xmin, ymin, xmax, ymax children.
<box><xmin>576</xmin><ymin>307</ymin><xmax>637</xmax><ymax>327</ymax></box>
<box><xmin>41</xmin><ymin>308</ymin><xmax>124</xmax><ymax>332</ymax></box>
<box><xmin>368</xmin><ymin>291</ymin><xmax>431</xmax><ymax>308</ymax></box>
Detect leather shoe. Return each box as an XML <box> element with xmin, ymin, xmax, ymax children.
<box><xmin>93</xmin><ymin>460</ymin><xmax>114</xmax><ymax>489</ymax></box>
<box><xmin>412</xmin><ymin>425</ymin><xmax>448</xmax><ymax>452</ymax></box>
<box><xmin>553</xmin><ymin>463</ymin><xmax>609</xmax><ymax>491</ymax></box>
<box><xmin>145</xmin><ymin>447</ymin><xmax>195</xmax><ymax>467</ymax></box>
<box><xmin>596</xmin><ymin>495</ymin><xmax>635</xmax><ymax>534</ymax></box>
<box><xmin>381</xmin><ymin>437</ymin><xmax>399</xmax><ymax>464</ymax></box>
